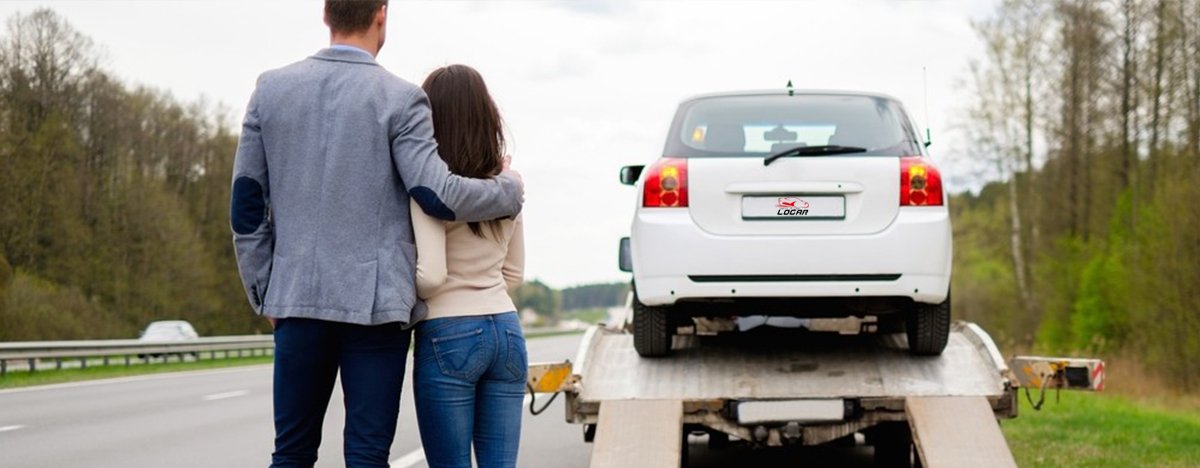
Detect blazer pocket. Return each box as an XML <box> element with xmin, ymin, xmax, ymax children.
<box><xmin>374</xmin><ymin>242</ymin><xmax>416</xmax><ymax>313</ymax></box>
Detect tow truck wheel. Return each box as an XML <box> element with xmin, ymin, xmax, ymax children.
<box><xmin>907</xmin><ymin>293</ymin><xmax>951</xmax><ymax>356</ymax></box>
<box><xmin>633</xmin><ymin>296</ymin><xmax>672</xmax><ymax>357</ymax></box>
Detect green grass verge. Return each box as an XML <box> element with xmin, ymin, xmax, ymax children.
<box><xmin>0</xmin><ymin>355</ymin><xmax>273</xmax><ymax>390</ymax></box>
<box><xmin>1003</xmin><ymin>391</ymin><xmax>1200</xmax><ymax>467</ymax></box>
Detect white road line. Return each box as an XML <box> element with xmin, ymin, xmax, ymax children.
<box><xmin>390</xmin><ymin>447</ymin><xmax>425</xmax><ymax>468</ymax></box>
<box><xmin>202</xmin><ymin>390</ymin><xmax>249</xmax><ymax>401</ymax></box>
<box><xmin>0</xmin><ymin>364</ymin><xmax>271</xmax><ymax>395</ymax></box>
<box><xmin>0</xmin><ymin>425</ymin><xmax>25</xmax><ymax>433</ymax></box>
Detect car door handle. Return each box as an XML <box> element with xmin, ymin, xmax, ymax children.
<box><xmin>724</xmin><ymin>182</ymin><xmax>865</xmax><ymax>195</ymax></box>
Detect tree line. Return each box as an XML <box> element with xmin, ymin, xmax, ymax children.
<box><xmin>954</xmin><ymin>0</ymin><xmax>1200</xmax><ymax>389</ymax></box>
<box><xmin>0</xmin><ymin>9</ymin><xmax>259</xmax><ymax>339</ymax></box>
<box><xmin>510</xmin><ymin>281</ymin><xmax>629</xmax><ymax>320</ymax></box>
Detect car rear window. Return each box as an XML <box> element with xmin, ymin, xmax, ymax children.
<box><xmin>664</xmin><ymin>94</ymin><xmax>922</xmax><ymax>158</ymax></box>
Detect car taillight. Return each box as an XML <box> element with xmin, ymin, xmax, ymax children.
<box><xmin>642</xmin><ymin>158</ymin><xmax>688</xmax><ymax>208</ymax></box>
<box><xmin>900</xmin><ymin>156</ymin><xmax>943</xmax><ymax>206</ymax></box>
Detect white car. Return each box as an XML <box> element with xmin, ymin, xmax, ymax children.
<box><xmin>138</xmin><ymin>320</ymin><xmax>199</xmax><ymax>341</ymax></box>
<box><xmin>619</xmin><ymin>89</ymin><xmax>952</xmax><ymax>357</ymax></box>
<box><xmin>137</xmin><ymin>320</ymin><xmax>200</xmax><ymax>359</ymax></box>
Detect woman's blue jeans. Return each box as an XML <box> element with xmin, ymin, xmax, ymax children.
<box><xmin>413</xmin><ymin>312</ymin><xmax>527</xmax><ymax>468</ymax></box>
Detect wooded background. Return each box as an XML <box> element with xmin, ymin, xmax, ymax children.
<box><xmin>0</xmin><ymin>10</ymin><xmax>257</xmax><ymax>339</ymax></box>
<box><xmin>1</xmin><ymin>3</ymin><xmax>1197</xmax><ymax>390</ymax></box>
<box><xmin>954</xmin><ymin>0</ymin><xmax>1199</xmax><ymax>390</ymax></box>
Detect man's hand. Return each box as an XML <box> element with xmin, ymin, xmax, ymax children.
<box><xmin>267</xmin><ymin>317</ymin><xmax>278</xmax><ymax>329</ymax></box>
<box><xmin>501</xmin><ymin>155</ymin><xmax>524</xmax><ymax>188</ymax></box>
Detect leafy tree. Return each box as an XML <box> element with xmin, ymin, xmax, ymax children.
<box><xmin>957</xmin><ymin>0</ymin><xmax>1200</xmax><ymax>389</ymax></box>
<box><xmin>511</xmin><ymin>280</ymin><xmax>561</xmax><ymax>319</ymax></box>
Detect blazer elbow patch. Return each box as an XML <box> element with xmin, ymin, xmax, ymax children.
<box><xmin>410</xmin><ymin>186</ymin><xmax>456</xmax><ymax>221</ymax></box>
<box><xmin>231</xmin><ymin>176</ymin><xmax>267</xmax><ymax>235</ymax></box>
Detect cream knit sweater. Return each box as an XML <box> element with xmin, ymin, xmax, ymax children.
<box><xmin>410</xmin><ymin>200</ymin><xmax>524</xmax><ymax>319</ymax></box>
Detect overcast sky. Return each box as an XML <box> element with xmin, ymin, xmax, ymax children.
<box><xmin>0</xmin><ymin>0</ymin><xmax>998</xmax><ymax>288</ymax></box>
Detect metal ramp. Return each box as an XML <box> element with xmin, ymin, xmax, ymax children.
<box><xmin>906</xmin><ymin>396</ymin><xmax>1018</xmax><ymax>468</ymax></box>
<box><xmin>589</xmin><ymin>400</ymin><xmax>684</xmax><ymax>468</ymax></box>
<box><xmin>584</xmin><ymin>396</ymin><xmax>1020</xmax><ymax>468</ymax></box>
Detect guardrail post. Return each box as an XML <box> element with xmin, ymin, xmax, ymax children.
<box><xmin>124</xmin><ymin>355</ymin><xmax>130</xmax><ymax>367</ymax></box>
<box><xmin>29</xmin><ymin>358</ymin><xmax>35</xmax><ymax>372</ymax></box>
<box><xmin>55</xmin><ymin>358</ymin><xmax>62</xmax><ymax>370</ymax></box>
<box><xmin>1</xmin><ymin>359</ymin><xmax>6</xmax><ymax>376</ymax></box>
<box><xmin>81</xmin><ymin>357</ymin><xmax>87</xmax><ymax>369</ymax></box>
<box><xmin>103</xmin><ymin>356</ymin><xmax>109</xmax><ymax>366</ymax></box>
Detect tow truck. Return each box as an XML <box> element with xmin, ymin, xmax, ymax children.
<box><xmin>525</xmin><ymin>307</ymin><xmax>1103</xmax><ymax>468</ymax></box>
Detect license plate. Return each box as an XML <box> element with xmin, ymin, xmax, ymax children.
<box><xmin>742</xmin><ymin>195</ymin><xmax>845</xmax><ymax>220</ymax></box>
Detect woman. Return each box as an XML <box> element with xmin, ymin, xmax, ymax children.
<box><xmin>410</xmin><ymin>64</ymin><xmax>527</xmax><ymax>468</ymax></box>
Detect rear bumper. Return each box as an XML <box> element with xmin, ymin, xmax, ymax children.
<box><xmin>630</xmin><ymin>208</ymin><xmax>952</xmax><ymax>307</ymax></box>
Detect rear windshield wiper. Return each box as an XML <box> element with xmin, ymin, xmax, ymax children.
<box><xmin>763</xmin><ymin>145</ymin><xmax>868</xmax><ymax>166</ymax></box>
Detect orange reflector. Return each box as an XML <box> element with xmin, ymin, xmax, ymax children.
<box><xmin>527</xmin><ymin>361</ymin><xmax>574</xmax><ymax>393</ymax></box>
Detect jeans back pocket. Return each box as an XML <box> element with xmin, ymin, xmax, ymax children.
<box><xmin>503</xmin><ymin>329</ymin><xmax>528</xmax><ymax>383</ymax></box>
<box><xmin>431</xmin><ymin>327</ymin><xmax>487</xmax><ymax>381</ymax></box>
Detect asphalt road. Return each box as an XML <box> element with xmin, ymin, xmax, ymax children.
<box><xmin>0</xmin><ymin>332</ymin><xmax>875</xmax><ymax>467</ymax></box>
<box><xmin>0</xmin><ymin>334</ymin><xmax>589</xmax><ymax>468</ymax></box>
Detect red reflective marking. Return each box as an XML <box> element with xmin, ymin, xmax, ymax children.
<box><xmin>1092</xmin><ymin>362</ymin><xmax>1105</xmax><ymax>391</ymax></box>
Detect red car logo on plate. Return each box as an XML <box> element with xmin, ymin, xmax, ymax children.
<box><xmin>776</xmin><ymin>197</ymin><xmax>810</xmax><ymax>209</ymax></box>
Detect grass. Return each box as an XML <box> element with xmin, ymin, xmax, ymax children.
<box><xmin>0</xmin><ymin>355</ymin><xmax>274</xmax><ymax>390</ymax></box>
<box><xmin>1003</xmin><ymin>391</ymin><xmax>1200</xmax><ymax>467</ymax></box>
<box><xmin>564</xmin><ymin>308</ymin><xmax>610</xmax><ymax>324</ymax></box>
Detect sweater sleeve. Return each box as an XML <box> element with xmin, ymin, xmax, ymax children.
<box><xmin>502</xmin><ymin>215</ymin><xmax>525</xmax><ymax>290</ymax></box>
<box><xmin>411</xmin><ymin>199</ymin><xmax>448</xmax><ymax>298</ymax></box>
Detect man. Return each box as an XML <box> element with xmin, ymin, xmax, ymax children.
<box><xmin>230</xmin><ymin>1</ymin><xmax>524</xmax><ymax>467</ymax></box>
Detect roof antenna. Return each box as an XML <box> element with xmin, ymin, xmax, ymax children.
<box><xmin>922</xmin><ymin>67</ymin><xmax>932</xmax><ymax>148</ymax></box>
<box><xmin>786</xmin><ymin>80</ymin><xmax>794</xmax><ymax>96</ymax></box>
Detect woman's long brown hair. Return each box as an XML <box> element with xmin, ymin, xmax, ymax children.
<box><xmin>421</xmin><ymin>64</ymin><xmax>506</xmax><ymax>239</ymax></box>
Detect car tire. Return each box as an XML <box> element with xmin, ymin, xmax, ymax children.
<box><xmin>633</xmin><ymin>297</ymin><xmax>673</xmax><ymax>357</ymax></box>
<box><xmin>907</xmin><ymin>293</ymin><xmax>950</xmax><ymax>356</ymax></box>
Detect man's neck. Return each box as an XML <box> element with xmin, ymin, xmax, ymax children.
<box><xmin>329</xmin><ymin>35</ymin><xmax>379</xmax><ymax>57</ymax></box>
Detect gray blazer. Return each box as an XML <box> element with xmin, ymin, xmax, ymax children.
<box><xmin>230</xmin><ymin>48</ymin><xmax>523</xmax><ymax>326</ymax></box>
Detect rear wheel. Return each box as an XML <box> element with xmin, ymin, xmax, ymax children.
<box><xmin>906</xmin><ymin>293</ymin><xmax>950</xmax><ymax>356</ymax></box>
<box><xmin>633</xmin><ymin>295</ymin><xmax>673</xmax><ymax>357</ymax></box>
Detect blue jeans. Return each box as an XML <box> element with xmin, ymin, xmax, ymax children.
<box><xmin>270</xmin><ymin>318</ymin><xmax>412</xmax><ymax>468</ymax></box>
<box><xmin>413</xmin><ymin>312</ymin><xmax>527</xmax><ymax>468</ymax></box>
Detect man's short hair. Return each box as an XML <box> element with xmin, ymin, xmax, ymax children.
<box><xmin>325</xmin><ymin>0</ymin><xmax>388</xmax><ymax>34</ymax></box>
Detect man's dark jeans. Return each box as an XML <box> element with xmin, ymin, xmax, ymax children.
<box><xmin>270</xmin><ymin>317</ymin><xmax>412</xmax><ymax>468</ymax></box>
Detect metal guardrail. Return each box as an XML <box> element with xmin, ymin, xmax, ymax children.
<box><xmin>0</xmin><ymin>335</ymin><xmax>275</xmax><ymax>376</ymax></box>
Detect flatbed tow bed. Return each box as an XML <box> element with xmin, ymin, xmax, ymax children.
<box><xmin>527</xmin><ymin>320</ymin><xmax>1103</xmax><ymax>468</ymax></box>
